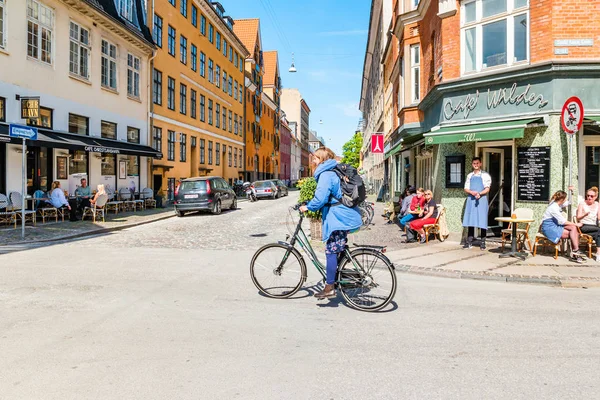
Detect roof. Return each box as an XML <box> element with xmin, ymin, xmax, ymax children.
<box><xmin>87</xmin><ymin>0</ymin><xmax>154</xmax><ymax>46</ymax></box>
<box><xmin>233</xmin><ymin>19</ymin><xmax>260</xmax><ymax>55</ymax></box>
<box><xmin>263</xmin><ymin>51</ymin><xmax>278</xmax><ymax>86</ymax></box>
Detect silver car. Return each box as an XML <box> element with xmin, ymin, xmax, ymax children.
<box><xmin>253</xmin><ymin>180</ymin><xmax>278</xmax><ymax>199</ymax></box>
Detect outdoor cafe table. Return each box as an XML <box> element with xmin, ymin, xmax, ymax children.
<box><xmin>495</xmin><ymin>216</ymin><xmax>535</xmax><ymax>260</ymax></box>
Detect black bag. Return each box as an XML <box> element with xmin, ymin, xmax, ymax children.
<box><xmin>330</xmin><ymin>164</ymin><xmax>366</xmax><ymax>208</ymax></box>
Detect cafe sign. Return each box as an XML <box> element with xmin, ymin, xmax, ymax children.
<box><xmin>84</xmin><ymin>146</ymin><xmax>120</xmax><ymax>154</ymax></box>
<box><xmin>20</xmin><ymin>97</ymin><xmax>40</xmax><ymax>119</ymax></box>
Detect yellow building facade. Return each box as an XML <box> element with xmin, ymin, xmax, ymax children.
<box><xmin>149</xmin><ymin>0</ymin><xmax>249</xmax><ymax>199</ymax></box>
<box><xmin>234</xmin><ymin>19</ymin><xmax>278</xmax><ymax>181</ymax></box>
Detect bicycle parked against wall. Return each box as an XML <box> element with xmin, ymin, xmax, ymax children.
<box><xmin>249</xmin><ymin>204</ymin><xmax>397</xmax><ymax>312</ymax></box>
<box><xmin>359</xmin><ymin>201</ymin><xmax>375</xmax><ymax>227</ymax></box>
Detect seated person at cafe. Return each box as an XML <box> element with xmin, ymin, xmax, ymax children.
<box><xmin>90</xmin><ymin>184</ymin><xmax>107</xmax><ymax>207</ymax></box>
<box><xmin>75</xmin><ymin>178</ymin><xmax>92</xmax><ymax>210</ymax></box>
<box><xmin>409</xmin><ymin>189</ymin><xmax>439</xmax><ymax>244</ymax></box>
<box><xmin>399</xmin><ymin>187</ymin><xmax>425</xmax><ymax>230</ymax></box>
<box><xmin>49</xmin><ymin>181</ymin><xmax>75</xmax><ymax>220</ymax></box>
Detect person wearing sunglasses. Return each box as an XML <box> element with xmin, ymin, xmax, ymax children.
<box><xmin>541</xmin><ymin>190</ymin><xmax>584</xmax><ymax>263</ymax></box>
<box><xmin>409</xmin><ymin>190</ymin><xmax>438</xmax><ymax>244</ymax></box>
<box><xmin>576</xmin><ymin>186</ymin><xmax>600</xmax><ymax>261</ymax></box>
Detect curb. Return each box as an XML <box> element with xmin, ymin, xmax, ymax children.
<box><xmin>393</xmin><ymin>264</ymin><xmax>600</xmax><ymax>288</ymax></box>
<box><xmin>1</xmin><ymin>212</ymin><xmax>175</xmax><ymax>247</ymax></box>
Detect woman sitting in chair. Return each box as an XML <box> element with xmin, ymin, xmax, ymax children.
<box><xmin>576</xmin><ymin>186</ymin><xmax>600</xmax><ymax>261</ymax></box>
<box><xmin>541</xmin><ymin>190</ymin><xmax>584</xmax><ymax>263</ymax></box>
<box><xmin>408</xmin><ymin>189</ymin><xmax>438</xmax><ymax>244</ymax></box>
<box><xmin>90</xmin><ymin>184</ymin><xmax>106</xmax><ymax>207</ymax></box>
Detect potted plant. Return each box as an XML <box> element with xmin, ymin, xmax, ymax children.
<box><xmin>155</xmin><ymin>190</ymin><xmax>165</xmax><ymax>208</ymax></box>
<box><xmin>297</xmin><ymin>177</ymin><xmax>322</xmax><ymax>240</ymax></box>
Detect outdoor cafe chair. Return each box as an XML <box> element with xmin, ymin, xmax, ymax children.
<box><xmin>33</xmin><ymin>190</ymin><xmax>58</xmax><ymax>223</ymax></box>
<box><xmin>133</xmin><ymin>193</ymin><xmax>145</xmax><ymax>211</ymax></box>
<box><xmin>118</xmin><ymin>188</ymin><xmax>136</xmax><ymax>212</ymax></box>
<box><xmin>105</xmin><ymin>190</ymin><xmax>122</xmax><ymax>214</ymax></box>
<box><xmin>142</xmin><ymin>188</ymin><xmax>157</xmax><ymax>209</ymax></box>
<box><xmin>9</xmin><ymin>192</ymin><xmax>36</xmax><ymax>226</ymax></box>
<box><xmin>423</xmin><ymin>204</ymin><xmax>446</xmax><ymax>243</ymax></box>
<box><xmin>500</xmin><ymin>208</ymin><xmax>533</xmax><ymax>252</ymax></box>
<box><xmin>82</xmin><ymin>194</ymin><xmax>108</xmax><ymax>223</ymax></box>
<box><xmin>573</xmin><ymin>216</ymin><xmax>595</xmax><ymax>259</ymax></box>
<box><xmin>0</xmin><ymin>193</ymin><xmax>17</xmax><ymax>228</ymax></box>
<box><xmin>533</xmin><ymin>224</ymin><xmax>567</xmax><ymax>259</ymax></box>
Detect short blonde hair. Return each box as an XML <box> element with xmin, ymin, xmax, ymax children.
<box><xmin>313</xmin><ymin>147</ymin><xmax>336</xmax><ymax>162</ymax></box>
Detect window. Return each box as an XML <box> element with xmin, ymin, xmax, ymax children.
<box><xmin>239</xmin><ymin>86</ymin><xmax>243</xmax><ymax>103</ymax></box>
<box><xmin>215</xmin><ymin>104</ymin><xmax>221</xmax><ymax>128</ymax></box>
<box><xmin>167</xmin><ymin>130</ymin><xmax>175</xmax><ymax>161</ymax></box>
<box><xmin>208</xmin><ymin>59</ymin><xmax>214</xmax><ymax>83</ymax></box>
<box><xmin>222</xmin><ymin>71</ymin><xmax>227</xmax><ymax>92</ymax></box>
<box><xmin>190</xmin><ymin>89</ymin><xmax>197</xmax><ymax>119</ymax></box>
<box><xmin>200</xmin><ymin>139</ymin><xmax>205</xmax><ymax>163</ymax></box>
<box><xmin>168</xmin><ymin>26</ymin><xmax>175</xmax><ymax>56</ymax></box>
<box><xmin>234</xmin><ymin>114</ymin><xmax>238</xmax><ymax>135</ymax></box>
<box><xmin>153</xmin><ymin>127</ymin><xmax>162</xmax><ymax>152</ymax></box>
<box><xmin>191</xmin><ymin>5</ymin><xmax>197</xmax><ymax>26</ymax></box>
<box><xmin>127</xmin><ymin>127</ymin><xmax>140</xmax><ymax>144</ymax></box>
<box><xmin>216</xmin><ymin>32</ymin><xmax>221</xmax><ymax>50</ymax></box>
<box><xmin>0</xmin><ymin>97</ymin><xmax>5</xmax><ymax>122</ymax></box>
<box><xmin>410</xmin><ymin>45</ymin><xmax>420</xmax><ymax>103</ymax></box>
<box><xmin>191</xmin><ymin>44</ymin><xmax>197</xmax><ymax>71</ymax></box>
<box><xmin>27</xmin><ymin>106</ymin><xmax>52</xmax><ymax>128</ymax></box>
<box><xmin>153</xmin><ymin>69</ymin><xmax>162</xmax><ymax>105</ymax></box>
<box><xmin>69</xmin><ymin>22</ymin><xmax>90</xmax><ymax>79</ymax></box>
<box><xmin>239</xmin><ymin>152</ymin><xmax>242</xmax><ymax>168</ymax></box>
<box><xmin>201</xmin><ymin>15</ymin><xmax>206</xmax><ymax>35</ymax></box>
<box><xmin>228</xmin><ymin>77</ymin><xmax>233</xmax><ymax>96</ymax></box>
<box><xmin>153</xmin><ymin>14</ymin><xmax>162</xmax><ymax>47</ymax></box>
<box><xmin>127</xmin><ymin>54</ymin><xmax>140</xmax><ymax>98</ymax></box>
<box><xmin>101</xmin><ymin>121</ymin><xmax>117</xmax><ymax>140</ymax></box>
<box><xmin>239</xmin><ymin>56</ymin><xmax>243</xmax><ymax>72</ymax></box>
<box><xmin>180</xmin><ymin>35</ymin><xmax>187</xmax><ymax>64</ymax></box>
<box><xmin>127</xmin><ymin>155</ymin><xmax>139</xmax><ymax>176</ymax></box>
<box><xmin>101</xmin><ymin>154</ymin><xmax>116</xmax><ymax>176</ymax></box>
<box><xmin>216</xmin><ymin>143</ymin><xmax>220</xmax><ymax>165</ymax></box>
<box><xmin>0</xmin><ymin>0</ymin><xmax>5</xmax><ymax>49</ymax></box>
<box><xmin>168</xmin><ymin>0</ymin><xmax>175</xmax><ymax>6</ymax></box>
<box><xmin>445</xmin><ymin>155</ymin><xmax>465</xmax><ymax>188</ymax></box>
<box><xmin>223</xmin><ymin>40</ymin><xmax>227</xmax><ymax>56</ymax></box>
<box><xmin>234</xmin><ymin>53</ymin><xmax>238</xmax><ymax>68</ymax></box>
<box><xmin>208</xmin><ymin>100</ymin><xmax>213</xmax><ymax>125</ymax></box>
<box><xmin>180</xmin><ymin>133</ymin><xmax>187</xmax><ymax>162</ymax></box>
<box><xmin>101</xmin><ymin>40</ymin><xmax>117</xmax><ymax>90</ymax></box>
<box><xmin>209</xmin><ymin>24</ymin><xmax>214</xmax><ymax>44</ymax></box>
<box><xmin>228</xmin><ymin>147</ymin><xmax>232</xmax><ymax>167</ymax></box>
<box><xmin>200</xmin><ymin>95</ymin><xmax>205</xmax><ymax>122</ymax></box>
<box><xmin>229</xmin><ymin>47</ymin><xmax>233</xmax><ymax>62</ymax></box>
<box><xmin>215</xmin><ymin>65</ymin><xmax>220</xmax><ymax>87</ymax></box>
<box><xmin>167</xmin><ymin>77</ymin><xmax>175</xmax><ymax>110</ymax></box>
<box><xmin>116</xmin><ymin>0</ymin><xmax>133</xmax><ymax>21</ymax></box>
<box><xmin>222</xmin><ymin>107</ymin><xmax>226</xmax><ymax>131</ymax></box>
<box><xmin>69</xmin><ymin>150</ymin><xmax>88</xmax><ymax>174</ymax></box>
<box><xmin>234</xmin><ymin>148</ymin><xmax>237</xmax><ymax>167</ymax></box>
<box><xmin>180</xmin><ymin>84</ymin><xmax>187</xmax><ymax>115</ymax></box>
<box><xmin>228</xmin><ymin>111</ymin><xmax>232</xmax><ymax>133</ymax></box>
<box><xmin>191</xmin><ymin>136</ymin><xmax>196</xmax><ymax>147</ymax></box>
<box><xmin>27</xmin><ymin>0</ymin><xmax>54</xmax><ymax>64</ymax></box>
<box><xmin>234</xmin><ymin>81</ymin><xmax>238</xmax><ymax>100</ymax></box>
<box><xmin>461</xmin><ymin>0</ymin><xmax>529</xmax><ymax>74</ymax></box>
<box><xmin>200</xmin><ymin>52</ymin><xmax>206</xmax><ymax>77</ymax></box>
<box><xmin>180</xmin><ymin>0</ymin><xmax>187</xmax><ymax>17</ymax></box>
<box><xmin>208</xmin><ymin>141</ymin><xmax>213</xmax><ymax>165</ymax></box>
<box><xmin>68</xmin><ymin>114</ymin><xmax>88</xmax><ymax>135</ymax></box>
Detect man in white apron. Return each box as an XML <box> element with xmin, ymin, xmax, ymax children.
<box><xmin>462</xmin><ymin>157</ymin><xmax>492</xmax><ymax>250</ymax></box>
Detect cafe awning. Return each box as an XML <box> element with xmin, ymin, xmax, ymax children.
<box><xmin>0</xmin><ymin>124</ymin><xmax>162</xmax><ymax>158</ymax></box>
<box><xmin>384</xmin><ymin>141</ymin><xmax>403</xmax><ymax>159</ymax></box>
<box><xmin>423</xmin><ymin>118</ymin><xmax>542</xmax><ymax>145</ymax></box>
<box><xmin>585</xmin><ymin>116</ymin><xmax>600</xmax><ymax>124</ymax></box>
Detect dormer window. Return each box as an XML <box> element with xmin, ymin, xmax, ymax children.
<box><xmin>116</xmin><ymin>0</ymin><xmax>134</xmax><ymax>22</ymax></box>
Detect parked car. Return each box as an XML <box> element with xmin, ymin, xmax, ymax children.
<box><xmin>173</xmin><ymin>177</ymin><xmax>237</xmax><ymax>217</ymax></box>
<box><xmin>270</xmin><ymin>180</ymin><xmax>289</xmax><ymax>198</ymax></box>
<box><xmin>253</xmin><ymin>180</ymin><xmax>278</xmax><ymax>199</ymax></box>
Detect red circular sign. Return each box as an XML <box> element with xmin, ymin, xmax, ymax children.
<box><xmin>561</xmin><ymin>96</ymin><xmax>584</xmax><ymax>135</ymax></box>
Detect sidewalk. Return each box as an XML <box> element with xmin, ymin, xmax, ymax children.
<box><xmin>0</xmin><ymin>208</ymin><xmax>174</xmax><ymax>246</ymax></box>
<box><xmin>359</xmin><ymin>197</ymin><xmax>600</xmax><ymax>288</ymax></box>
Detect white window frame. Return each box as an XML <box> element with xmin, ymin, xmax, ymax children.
<box><xmin>27</xmin><ymin>0</ymin><xmax>54</xmax><ymax>64</ymax></box>
<box><xmin>69</xmin><ymin>21</ymin><xmax>91</xmax><ymax>80</ymax></box>
<box><xmin>460</xmin><ymin>0</ymin><xmax>529</xmax><ymax>76</ymax></box>
<box><xmin>101</xmin><ymin>39</ymin><xmax>118</xmax><ymax>90</ymax></box>
<box><xmin>127</xmin><ymin>53</ymin><xmax>141</xmax><ymax>98</ymax></box>
<box><xmin>116</xmin><ymin>0</ymin><xmax>134</xmax><ymax>22</ymax></box>
<box><xmin>0</xmin><ymin>0</ymin><xmax>6</xmax><ymax>50</ymax></box>
<box><xmin>410</xmin><ymin>45</ymin><xmax>420</xmax><ymax>103</ymax></box>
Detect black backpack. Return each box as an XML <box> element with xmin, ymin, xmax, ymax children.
<box><xmin>330</xmin><ymin>163</ymin><xmax>366</xmax><ymax>208</ymax></box>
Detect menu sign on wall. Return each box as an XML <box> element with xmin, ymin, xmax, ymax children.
<box><xmin>517</xmin><ymin>147</ymin><xmax>551</xmax><ymax>201</ymax></box>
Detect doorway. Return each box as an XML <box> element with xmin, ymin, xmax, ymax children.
<box><xmin>480</xmin><ymin>146</ymin><xmax>512</xmax><ymax>233</ymax></box>
<box><xmin>26</xmin><ymin>147</ymin><xmax>52</xmax><ymax>195</ymax></box>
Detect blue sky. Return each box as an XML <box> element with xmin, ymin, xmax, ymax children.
<box><xmin>223</xmin><ymin>0</ymin><xmax>370</xmax><ymax>155</ymax></box>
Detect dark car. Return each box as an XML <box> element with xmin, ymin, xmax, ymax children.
<box><xmin>253</xmin><ymin>180</ymin><xmax>278</xmax><ymax>199</ymax></box>
<box><xmin>173</xmin><ymin>177</ymin><xmax>237</xmax><ymax>217</ymax></box>
<box><xmin>270</xmin><ymin>180</ymin><xmax>289</xmax><ymax>198</ymax></box>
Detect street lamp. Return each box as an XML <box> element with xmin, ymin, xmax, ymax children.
<box><xmin>289</xmin><ymin>53</ymin><xmax>297</xmax><ymax>73</ymax></box>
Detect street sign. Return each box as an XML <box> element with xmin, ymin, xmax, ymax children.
<box><xmin>371</xmin><ymin>134</ymin><xmax>384</xmax><ymax>153</ymax></box>
<box><xmin>561</xmin><ymin>96</ymin><xmax>584</xmax><ymax>135</ymax></box>
<box><xmin>9</xmin><ymin>124</ymin><xmax>38</xmax><ymax>140</ymax></box>
<box><xmin>20</xmin><ymin>97</ymin><xmax>40</xmax><ymax>119</ymax></box>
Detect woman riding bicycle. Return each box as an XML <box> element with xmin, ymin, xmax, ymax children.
<box><xmin>299</xmin><ymin>147</ymin><xmax>362</xmax><ymax>300</ymax></box>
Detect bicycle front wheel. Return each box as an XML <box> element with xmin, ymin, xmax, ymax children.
<box><xmin>250</xmin><ymin>243</ymin><xmax>307</xmax><ymax>298</ymax></box>
<box><xmin>337</xmin><ymin>249</ymin><xmax>397</xmax><ymax>311</ymax></box>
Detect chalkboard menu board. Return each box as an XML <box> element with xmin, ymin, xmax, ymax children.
<box><xmin>517</xmin><ymin>147</ymin><xmax>551</xmax><ymax>201</ymax></box>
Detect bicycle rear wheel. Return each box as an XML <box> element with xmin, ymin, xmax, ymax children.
<box><xmin>337</xmin><ymin>249</ymin><xmax>397</xmax><ymax>311</ymax></box>
<box><xmin>250</xmin><ymin>243</ymin><xmax>306</xmax><ymax>298</ymax></box>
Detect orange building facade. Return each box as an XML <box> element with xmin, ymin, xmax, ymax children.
<box><xmin>148</xmin><ymin>0</ymin><xmax>249</xmax><ymax>200</ymax></box>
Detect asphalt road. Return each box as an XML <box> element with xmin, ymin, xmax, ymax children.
<box><xmin>1</xmin><ymin>193</ymin><xmax>599</xmax><ymax>399</ymax></box>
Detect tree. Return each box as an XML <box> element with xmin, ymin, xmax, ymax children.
<box><xmin>341</xmin><ymin>132</ymin><xmax>363</xmax><ymax>168</ymax></box>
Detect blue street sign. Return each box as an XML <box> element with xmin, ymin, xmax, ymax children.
<box><xmin>9</xmin><ymin>124</ymin><xmax>38</xmax><ymax>140</ymax></box>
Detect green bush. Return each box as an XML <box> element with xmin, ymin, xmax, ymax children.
<box><xmin>297</xmin><ymin>177</ymin><xmax>321</xmax><ymax>220</ymax></box>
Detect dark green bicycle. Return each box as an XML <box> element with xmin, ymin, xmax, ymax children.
<box><xmin>250</xmin><ymin>204</ymin><xmax>397</xmax><ymax>312</ymax></box>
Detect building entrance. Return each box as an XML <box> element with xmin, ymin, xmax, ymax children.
<box><xmin>480</xmin><ymin>145</ymin><xmax>512</xmax><ymax>233</ymax></box>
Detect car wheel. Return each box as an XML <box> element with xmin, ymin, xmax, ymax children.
<box><xmin>176</xmin><ymin>210</ymin><xmax>185</xmax><ymax>217</ymax></box>
<box><xmin>230</xmin><ymin>197</ymin><xmax>237</xmax><ymax>210</ymax></box>
<box><xmin>212</xmin><ymin>200</ymin><xmax>222</xmax><ymax>215</ymax></box>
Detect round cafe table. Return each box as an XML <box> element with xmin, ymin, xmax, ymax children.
<box><xmin>495</xmin><ymin>216</ymin><xmax>535</xmax><ymax>260</ymax></box>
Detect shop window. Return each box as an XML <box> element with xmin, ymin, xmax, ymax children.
<box><xmin>27</xmin><ymin>0</ymin><xmax>54</xmax><ymax>64</ymax></box>
<box><xmin>127</xmin><ymin>127</ymin><xmax>139</xmax><ymax>144</ymax></box>
<box><xmin>445</xmin><ymin>155</ymin><xmax>465</xmax><ymax>188</ymax></box>
<box><xmin>416</xmin><ymin>148</ymin><xmax>433</xmax><ymax>190</ymax></box>
<box><xmin>127</xmin><ymin>155</ymin><xmax>139</xmax><ymax>176</ymax></box>
<box><xmin>0</xmin><ymin>96</ymin><xmax>5</xmax><ymax>122</ymax></box>
<box><xmin>28</xmin><ymin>106</ymin><xmax>52</xmax><ymax>128</ymax></box>
<box><xmin>127</xmin><ymin>53</ymin><xmax>140</xmax><ymax>98</ymax></box>
<box><xmin>69</xmin><ymin>150</ymin><xmax>88</xmax><ymax>174</ymax></box>
<box><xmin>101</xmin><ymin>120</ymin><xmax>117</xmax><ymax>139</ymax></box>
<box><xmin>69</xmin><ymin>21</ymin><xmax>90</xmax><ymax>80</ymax></box>
<box><xmin>69</xmin><ymin>113</ymin><xmax>88</xmax><ymax>135</ymax></box>
<box><xmin>461</xmin><ymin>0</ymin><xmax>529</xmax><ymax>74</ymax></box>
<box><xmin>101</xmin><ymin>153</ymin><xmax>116</xmax><ymax>175</ymax></box>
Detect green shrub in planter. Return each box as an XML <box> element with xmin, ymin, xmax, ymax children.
<box><xmin>297</xmin><ymin>177</ymin><xmax>321</xmax><ymax>220</ymax></box>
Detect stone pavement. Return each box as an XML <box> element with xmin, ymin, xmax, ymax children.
<box><xmin>364</xmin><ymin>197</ymin><xmax>600</xmax><ymax>288</ymax></box>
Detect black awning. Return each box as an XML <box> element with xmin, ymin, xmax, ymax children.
<box><xmin>0</xmin><ymin>124</ymin><xmax>162</xmax><ymax>158</ymax></box>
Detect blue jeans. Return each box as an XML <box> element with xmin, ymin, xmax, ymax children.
<box><xmin>399</xmin><ymin>214</ymin><xmax>415</xmax><ymax>229</ymax></box>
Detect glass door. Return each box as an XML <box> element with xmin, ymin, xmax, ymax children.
<box><xmin>481</xmin><ymin>148</ymin><xmax>504</xmax><ymax>229</ymax></box>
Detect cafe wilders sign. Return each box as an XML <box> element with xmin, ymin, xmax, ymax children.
<box><xmin>443</xmin><ymin>82</ymin><xmax>549</xmax><ymax>121</ymax></box>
